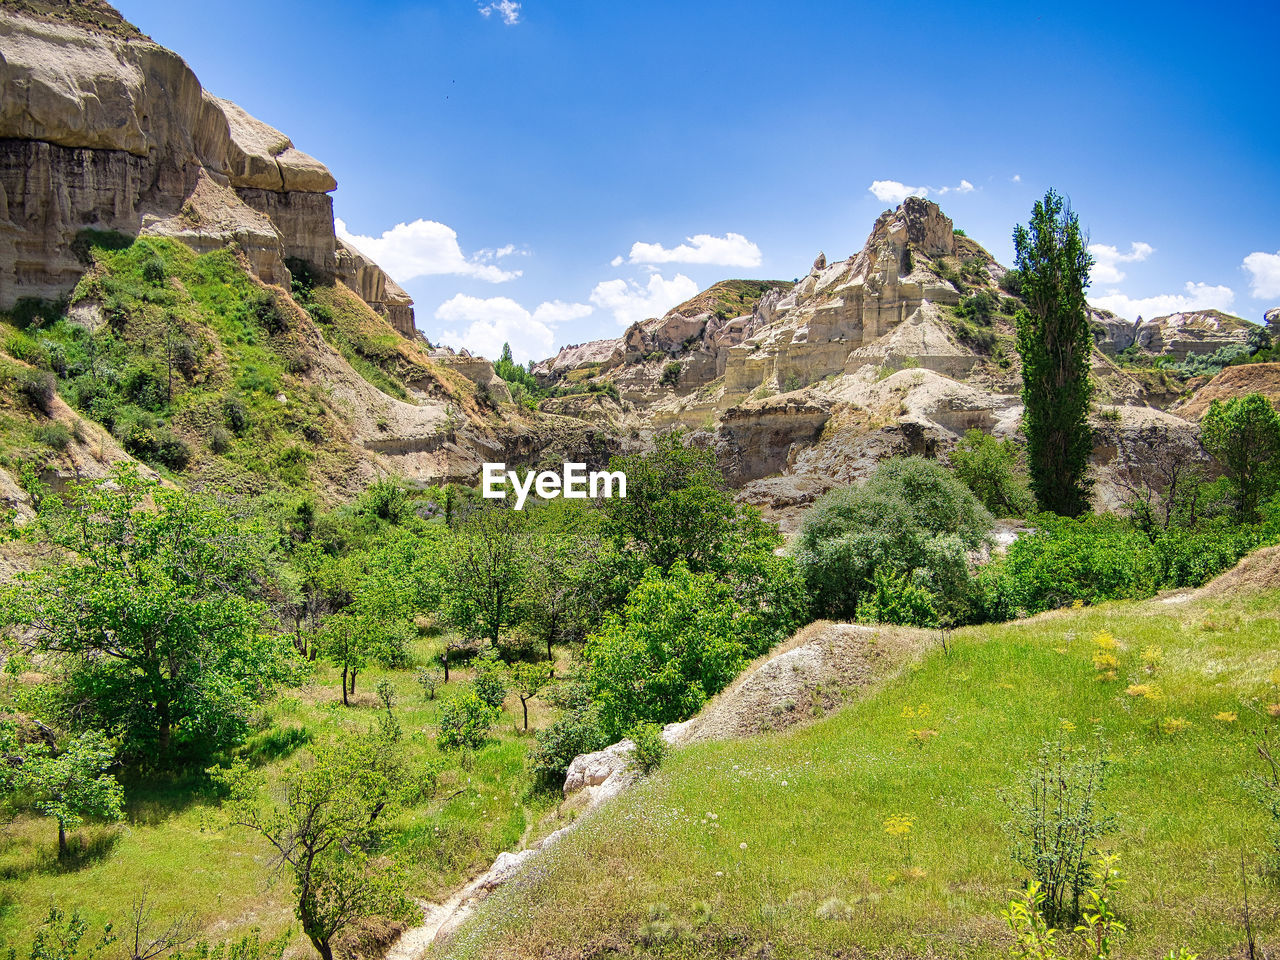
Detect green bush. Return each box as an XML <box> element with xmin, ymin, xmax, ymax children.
<box><xmin>586</xmin><ymin>562</ymin><xmax>745</xmax><ymax>741</ymax></box>
<box><xmin>15</xmin><ymin>368</ymin><xmax>57</xmax><ymax>413</ymax></box>
<box><xmin>472</xmin><ymin>647</ymin><xmax>508</xmax><ymax>710</ymax></box>
<box><xmin>437</xmin><ymin>685</ymin><xmax>499</xmax><ymax>750</ymax></box>
<box><xmin>530</xmin><ymin>696</ymin><xmax>608</xmax><ymax>784</ymax></box>
<box><xmin>795</xmin><ymin>457</ymin><xmax>992</xmax><ymax>621</ymax></box>
<box><xmin>628</xmin><ymin>721</ymin><xmax>667</xmax><ymax>775</ymax></box>
<box><xmin>33</xmin><ymin>422</ymin><xmax>73</xmax><ymax>451</ymax></box>
<box><xmin>951</xmin><ymin>429</ymin><xmax>1035</xmax><ymax>517</ymax></box>
<box><xmin>998</xmin><ymin>514</ymin><xmax>1155</xmax><ymax>614</ymax></box>
<box><xmin>855</xmin><ymin>566</ymin><xmax>939</xmax><ymax>627</ymax></box>
<box><xmin>660</xmin><ymin>361</ymin><xmax>682</xmax><ymax>387</ymax></box>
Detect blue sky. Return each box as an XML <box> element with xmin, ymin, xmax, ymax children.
<box><xmin>116</xmin><ymin>0</ymin><xmax>1280</xmax><ymax>363</ymax></box>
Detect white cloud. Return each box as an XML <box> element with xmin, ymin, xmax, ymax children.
<box><xmin>610</xmin><ymin>255</ymin><xmax>624</xmax><ymax>267</ymax></box>
<box><xmin>590</xmin><ymin>273</ymin><xmax>699</xmax><ymax>327</ymax></box>
<box><xmin>1088</xmin><ymin>241</ymin><xmax>1155</xmax><ymax>284</ymax></box>
<box><xmin>1243</xmin><ymin>250</ymin><xmax>1280</xmax><ymax>300</ymax></box>
<box><xmin>1089</xmin><ymin>281</ymin><xmax>1236</xmax><ymax>322</ymax></box>
<box><xmin>475</xmin><ymin>244</ymin><xmax>519</xmax><ymax>262</ymax></box>
<box><xmin>620</xmin><ymin>232</ymin><xmax>762</xmax><ymax>268</ymax></box>
<box><xmin>868</xmin><ymin>179</ymin><xmax>976</xmax><ymax>203</ymax></box>
<box><xmin>1011</xmin><ymin>174</ymin><xmax>1022</xmax><ymax>183</ymax></box>
<box><xmin>435</xmin><ymin>295</ymin><xmax>591</xmax><ymax>364</ymax></box>
<box><xmin>478</xmin><ymin>0</ymin><xmax>520</xmax><ymax>24</ymax></box>
<box><xmin>869</xmin><ymin>180</ymin><xmax>930</xmax><ymax>203</ymax></box>
<box><xmin>336</xmin><ymin>218</ymin><xmax>521</xmax><ymax>284</ymax></box>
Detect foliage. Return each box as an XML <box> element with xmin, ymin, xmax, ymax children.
<box><xmin>855</xmin><ymin>566</ymin><xmax>940</xmax><ymax>627</ymax></box>
<box><xmin>660</xmin><ymin>361</ymin><xmax>681</xmax><ymax>387</ymax></box>
<box><xmin>15</xmin><ymin>906</ymin><xmax>115</xmax><ymax>960</ymax></box>
<box><xmin>529</xmin><ymin>682</ymin><xmax>609</xmax><ymax>784</ymax></box>
<box><xmin>471</xmin><ymin>647</ymin><xmax>509</xmax><ymax>711</ymax></box>
<box><xmin>628</xmin><ymin>722</ymin><xmax>667</xmax><ymax>775</ymax></box>
<box><xmin>601</xmin><ymin>432</ymin><xmax>745</xmax><ymax>577</ymax></box>
<box><xmin>585</xmin><ymin>563</ymin><xmax>745</xmax><ymax>741</ymax></box>
<box><xmin>7</xmin><ymin>729</ymin><xmax>124</xmax><ymax>857</ymax></box>
<box><xmin>951</xmin><ymin>429</ymin><xmax>1035</xmax><ymax>517</ymax></box>
<box><xmin>437</xmin><ymin>685</ymin><xmax>500</xmax><ymax>751</ymax></box>
<box><xmin>1200</xmin><ymin>392</ymin><xmax>1280</xmax><ymax>521</ymax></box>
<box><xmin>0</xmin><ymin>468</ymin><xmax>294</xmax><ymax>764</ymax></box>
<box><xmin>510</xmin><ymin>661</ymin><xmax>552</xmax><ymax>731</ymax></box>
<box><xmin>1014</xmin><ymin>189</ymin><xmax>1095</xmax><ymax>516</ymax></box>
<box><xmin>795</xmin><ymin>457</ymin><xmax>992</xmax><ymax>621</ymax></box>
<box><xmin>215</xmin><ymin>733</ymin><xmax>418</xmax><ymax>960</ymax></box>
<box><xmin>1003</xmin><ymin>736</ymin><xmax>1114</xmax><ymax>925</ymax></box>
<box><xmin>443</xmin><ymin>507</ymin><xmax>528</xmax><ymax>645</ymax></box>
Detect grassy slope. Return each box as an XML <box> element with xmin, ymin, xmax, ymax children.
<box><xmin>0</xmin><ymin>635</ymin><xmax>561</xmax><ymax>952</ymax></box>
<box><xmin>446</xmin><ymin>590</ymin><xmax>1280</xmax><ymax>960</ymax></box>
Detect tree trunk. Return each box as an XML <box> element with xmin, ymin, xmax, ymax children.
<box><xmin>341</xmin><ymin>666</ymin><xmax>349</xmax><ymax>707</ymax></box>
<box><xmin>58</xmin><ymin>821</ymin><xmax>66</xmax><ymax>859</ymax></box>
<box><xmin>547</xmin><ymin>636</ymin><xmax>553</xmax><ymax>663</ymax></box>
<box><xmin>157</xmin><ymin>697</ymin><xmax>172</xmax><ymax>755</ymax></box>
<box><xmin>349</xmin><ymin>670</ymin><xmax>357</xmax><ymax>695</ymax></box>
<box><xmin>444</xmin><ymin>646</ymin><xmax>450</xmax><ymax>683</ymax></box>
<box><xmin>522</xmin><ymin>696</ymin><xmax>529</xmax><ymax>731</ymax></box>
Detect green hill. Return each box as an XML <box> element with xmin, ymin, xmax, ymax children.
<box><xmin>444</xmin><ymin>578</ymin><xmax>1280</xmax><ymax>959</ymax></box>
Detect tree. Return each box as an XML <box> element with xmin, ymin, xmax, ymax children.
<box><xmin>585</xmin><ymin>563</ymin><xmax>745</xmax><ymax>740</ymax></box>
<box><xmin>442</xmin><ymin>507</ymin><xmax>527</xmax><ymax>646</ymax></box>
<box><xmin>17</xmin><ymin>730</ymin><xmax>124</xmax><ymax>858</ymax></box>
<box><xmin>521</xmin><ymin>502</ymin><xmax>604</xmax><ymax>657</ymax></box>
<box><xmin>0</xmin><ymin>468</ymin><xmax>295</xmax><ymax>763</ymax></box>
<box><xmin>1200</xmin><ymin>392</ymin><xmax>1280</xmax><ymax>521</ymax></box>
<box><xmin>950</xmin><ymin>429</ymin><xmax>1035</xmax><ymax>517</ymax></box>
<box><xmin>1013</xmin><ymin>189</ymin><xmax>1096</xmax><ymax>516</ymax></box>
<box><xmin>795</xmin><ymin>457</ymin><xmax>993</xmax><ymax>621</ymax></box>
<box><xmin>601</xmin><ymin>431</ymin><xmax>745</xmax><ymax>576</ymax></box>
<box><xmin>1113</xmin><ymin>422</ymin><xmax>1212</xmax><ymax>536</ymax></box>
<box><xmin>510</xmin><ymin>662</ymin><xmax>552</xmax><ymax>731</ymax></box>
<box><xmin>217</xmin><ymin>734</ymin><xmax>418</xmax><ymax>960</ymax></box>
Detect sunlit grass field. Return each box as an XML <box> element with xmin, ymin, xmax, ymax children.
<box><xmin>0</xmin><ymin>635</ymin><xmax>562</xmax><ymax>951</ymax></box>
<box><xmin>446</xmin><ymin>590</ymin><xmax>1280</xmax><ymax>960</ymax></box>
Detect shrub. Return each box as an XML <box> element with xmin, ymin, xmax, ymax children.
<box><xmin>16</xmin><ymin>368</ymin><xmax>57</xmax><ymax>413</ymax></box>
<box><xmin>855</xmin><ymin>566</ymin><xmax>939</xmax><ymax>626</ymax></box>
<box><xmin>795</xmin><ymin>457</ymin><xmax>992</xmax><ymax>621</ymax></box>
<box><xmin>628</xmin><ymin>721</ymin><xmax>667</xmax><ymax>775</ymax></box>
<box><xmin>472</xmin><ymin>647</ymin><xmax>508</xmax><ymax>710</ymax></box>
<box><xmin>660</xmin><ymin>361</ymin><xmax>682</xmax><ymax>387</ymax></box>
<box><xmin>123</xmin><ymin>363</ymin><xmax>168</xmax><ymax>410</ymax></box>
<box><xmin>1003</xmin><ymin>737</ymin><xmax>1114</xmax><ymax>925</ymax></box>
<box><xmin>998</xmin><ymin>268</ymin><xmax>1024</xmax><ymax>297</ymax></box>
<box><xmin>437</xmin><ymin>685</ymin><xmax>499</xmax><ymax>750</ymax></box>
<box><xmin>416</xmin><ymin>668</ymin><xmax>441</xmax><ymax>701</ymax></box>
<box><xmin>1000</xmin><ymin>514</ymin><xmax>1157</xmax><ymax>614</ymax></box>
<box><xmin>33</xmin><ymin>422</ymin><xmax>73</xmax><ymax>451</ymax></box>
<box><xmin>1200</xmin><ymin>392</ymin><xmax>1280</xmax><ymax>521</ymax></box>
<box><xmin>208</xmin><ymin>423</ymin><xmax>232</xmax><ymax>454</ymax></box>
<box><xmin>141</xmin><ymin>255</ymin><xmax>167</xmax><ymax>284</ymax></box>
<box><xmin>223</xmin><ymin>395</ymin><xmax>250</xmax><ymax>434</ymax></box>
<box><xmin>360</xmin><ymin>478</ymin><xmax>409</xmax><ymax>523</ymax></box>
<box><xmin>529</xmin><ymin>697</ymin><xmax>609</xmax><ymax>784</ymax></box>
<box><xmin>950</xmin><ymin>429</ymin><xmax>1034</xmax><ymax>517</ymax></box>
<box><xmin>586</xmin><ymin>562</ymin><xmax>745</xmax><ymax>740</ymax></box>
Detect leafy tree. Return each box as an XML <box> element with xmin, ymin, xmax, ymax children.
<box><xmin>585</xmin><ymin>563</ymin><xmax>745</xmax><ymax>740</ymax></box>
<box><xmin>855</xmin><ymin>566</ymin><xmax>940</xmax><ymax>627</ymax></box>
<box><xmin>510</xmin><ymin>661</ymin><xmax>553</xmax><ymax>731</ymax></box>
<box><xmin>1200</xmin><ymin>392</ymin><xmax>1280</xmax><ymax>521</ymax></box>
<box><xmin>602</xmin><ymin>431</ymin><xmax>750</xmax><ymax>577</ymax></box>
<box><xmin>19</xmin><ymin>905</ymin><xmax>115</xmax><ymax>960</ymax></box>
<box><xmin>16</xmin><ymin>729</ymin><xmax>124</xmax><ymax>858</ymax></box>
<box><xmin>443</xmin><ymin>507</ymin><xmax>527</xmax><ymax>646</ymax></box>
<box><xmin>795</xmin><ymin>457</ymin><xmax>993</xmax><ymax>621</ymax></box>
<box><xmin>950</xmin><ymin>429</ymin><xmax>1035</xmax><ymax>517</ymax></box>
<box><xmin>521</xmin><ymin>503</ymin><xmax>604</xmax><ymax>656</ymax></box>
<box><xmin>0</xmin><ymin>467</ymin><xmax>295</xmax><ymax>763</ymax></box>
<box><xmin>1114</xmin><ymin>422</ymin><xmax>1212</xmax><ymax>536</ymax></box>
<box><xmin>217</xmin><ymin>734</ymin><xmax>418</xmax><ymax>960</ymax></box>
<box><xmin>1013</xmin><ymin>189</ymin><xmax>1096</xmax><ymax>516</ymax></box>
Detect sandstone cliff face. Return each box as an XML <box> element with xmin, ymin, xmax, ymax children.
<box><xmin>0</xmin><ymin>6</ymin><xmax>417</xmax><ymax>338</ymax></box>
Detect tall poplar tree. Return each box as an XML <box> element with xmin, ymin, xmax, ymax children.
<box><xmin>1013</xmin><ymin>190</ymin><xmax>1096</xmax><ymax>516</ymax></box>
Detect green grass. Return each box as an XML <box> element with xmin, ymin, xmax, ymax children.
<box><xmin>445</xmin><ymin>591</ymin><xmax>1280</xmax><ymax>960</ymax></box>
<box><xmin>0</xmin><ymin>635</ymin><xmax>563</xmax><ymax>953</ymax></box>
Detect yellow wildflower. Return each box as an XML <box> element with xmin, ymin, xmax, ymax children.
<box><xmin>883</xmin><ymin>815</ymin><xmax>913</xmax><ymax>837</ymax></box>
<box><xmin>1213</xmin><ymin>712</ymin><xmax>1237</xmax><ymax>723</ymax></box>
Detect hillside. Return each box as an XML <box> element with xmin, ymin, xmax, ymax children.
<box><xmin>441</xmin><ymin>577</ymin><xmax>1280</xmax><ymax>959</ymax></box>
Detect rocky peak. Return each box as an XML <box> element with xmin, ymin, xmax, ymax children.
<box><xmin>871</xmin><ymin>196</ymin><xmax>955</xmax><ymax>262</ymax></box>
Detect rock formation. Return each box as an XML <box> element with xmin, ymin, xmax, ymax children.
<box><xmin>1091</xmin><ymin>308</ymin><xmax>1256</xmax><ymax>359</ymax></box>
<box><xmin>0</xmin><ymin>3</ymin><xmax>418</xmax><ymax>337</ymax></box>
